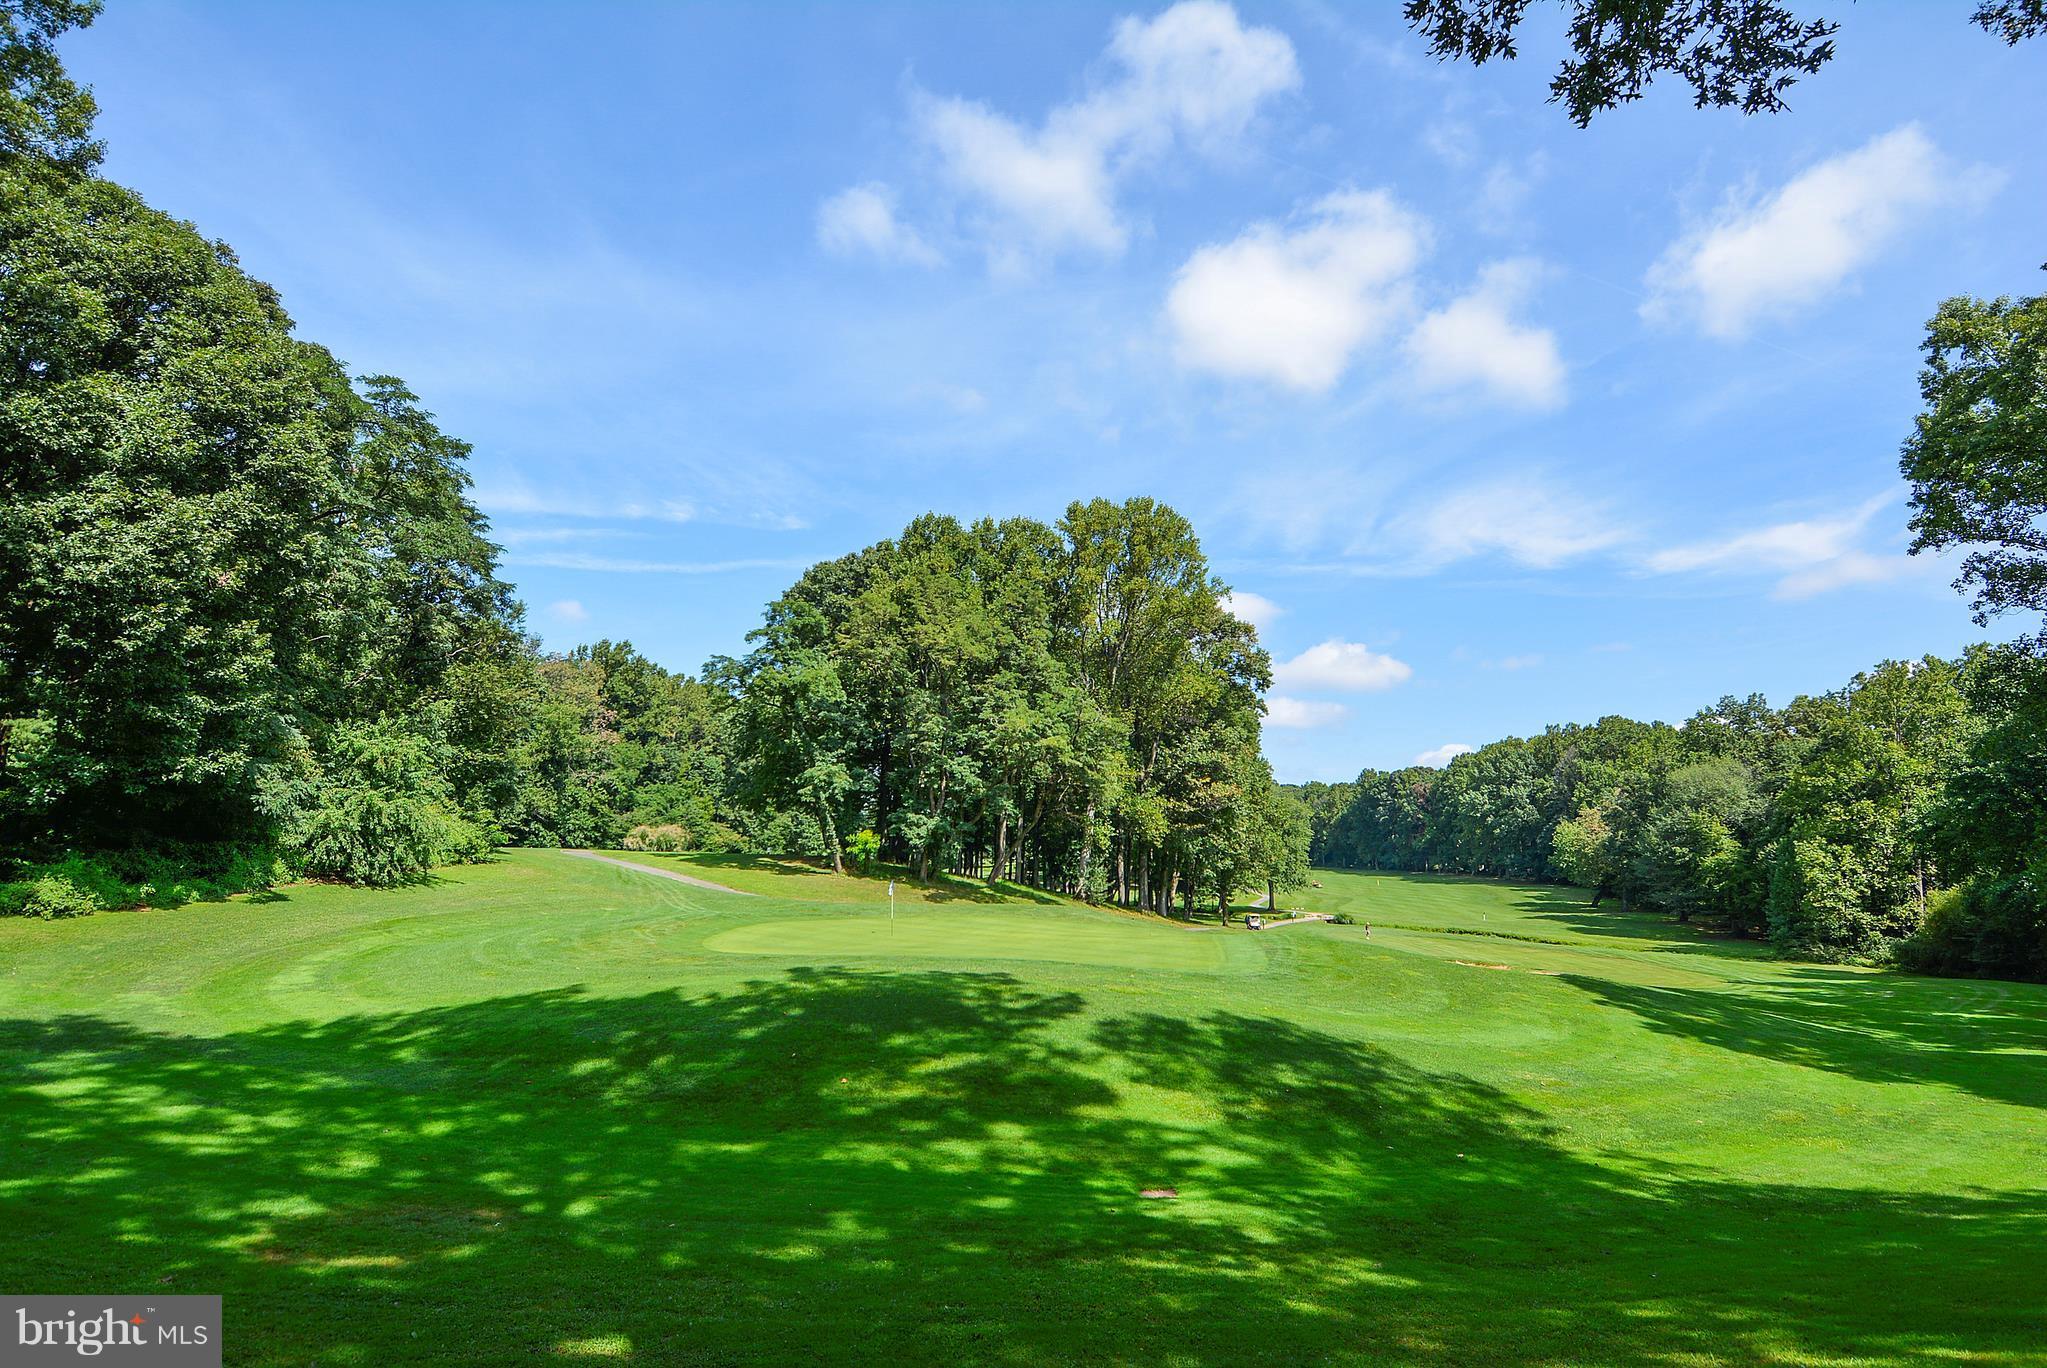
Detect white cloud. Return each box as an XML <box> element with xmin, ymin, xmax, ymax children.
<box><xmin>1167</xmin><ymin>189</ymin><xmax>1427</xmax><ymax>391</ymax></box>
<box><xmin>1273</xmin><ymin>639</ymin><xmax>1413</xmax><ymax>692</ymax></box>
<box><xmin>548</xmin><ymin>599</ymin><xmax>590</xmax><ymax>624</ymax></box>
<box><xmin>817</xmin><ymin>183</ymin><xmax>942</xmax><ymax>266</ymax></box>
<box><xmin>1409</xmin><ymin>476</ymin><xmax>1623</xmax><ymax>569</ymax></box>
<box><xmin>1404</xmin><ymin>259</ymin><xmax>1565</xmax><ymax>408</ymax></box>
<box><xmin>1265</xmin><ymin>695</ymin><xmax>1349</xmax><ymax>728</ymax></box>
<box><xmin>475</xmin><ymin>475</ymin><xmax>807</xmax><ymax>532</ymax></box>
<box><xmin>1488</xmin><ymin>654</ymin><xmax>1543</xmax><ymax>671</ymax></box>
<box><xmin>1644</xmin><ymin>125</ymin><xmax>1977</xmax><ymax>338</ymax></box>
<box><xmin>1645</xmin><ymin>495</ymin><xmax>1912</xmax><ymax>598</ymax></box>
<box><xmin>1222</xmin><ymin>589</ymin><xmax>1285</xmax><ymax>631</ymax></box>
<box><xmin>1413</xmin><ymin>742</ymin><xmax>1474</xmax><ymax>767</ymax></box>
<box><xmin>909</xmin><ymin>0</ymin><xmax>1298</xmax><ymax>264</ymax></box>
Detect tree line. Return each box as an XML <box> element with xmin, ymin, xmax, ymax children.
<box><xmin>1293</xmin><ymin>647</ymin><xmax>2041</xmax><ymax>979</ymax></box>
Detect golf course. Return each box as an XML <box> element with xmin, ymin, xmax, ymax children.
<box><xmin>3</xmin><ymin>853</ymin><xmax>2041</xmax><ymax>1365</ymax></box>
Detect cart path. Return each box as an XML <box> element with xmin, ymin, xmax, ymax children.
<box><xmin>563</xmin><ymin>849</ymin><xmax>758</xmax><ymax>896</ymax></box>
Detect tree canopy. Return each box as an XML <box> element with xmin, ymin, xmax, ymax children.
<box><xmin>1403</xmin><ymin>0</ymin><xmax>2039</xmax><ymax>124</ymax></box>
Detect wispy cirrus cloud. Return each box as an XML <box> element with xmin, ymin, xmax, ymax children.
<box><xmin>1644</xmin><ymin>494</ymin><xmax>1921</xmax><ymax>599</ymax></box>
<box><xmin>507</xmin><ymin>553</ymin><xmax>813</xmax><ymax>576</ymax></box>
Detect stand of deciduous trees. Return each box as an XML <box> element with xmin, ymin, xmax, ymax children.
<box><xmin>1297</xmin><ymin>645</ymin><xmax>2045</xmax><ymax>979</ymax></box>
<box><xmin>711</xmin><ymin>503</ymin><xmax>1309</xmax><ymax>918</ymax></box>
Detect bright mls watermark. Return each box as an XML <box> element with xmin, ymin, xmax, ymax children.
<box><xmin>4</xmin><ymin>1297</ymin><xmax>219</xmax><ymax>1365</ymax></box>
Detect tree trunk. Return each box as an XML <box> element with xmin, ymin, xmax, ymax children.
<box><xmin>1267</xmin><ymin>877</ymin><xmax>1275</xmax><ymax>913</ymax></box>
<box><xmin>1217</xmin><ymin>880</ymin><xmax>1229</xmax><ymax>926</ymax></box>
<box><xmin>1078</xmin><ymin>800</ymin><xmax>1097</xmax><ymax>900</ymax></box>
<box><xmin>821</xmin><ymin>802</ymin><xmax>844</xmax><ymax>875</ymax></box>
<box><xmin>992</xmin><ymin>816</ymin><xmax>1009</xmax><ymax>887</ymax></box>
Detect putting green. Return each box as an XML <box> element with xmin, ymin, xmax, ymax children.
<box><xmin>705</xmin><ymin>909</ymin><xmax>1245</xmax><ymax>971</ymax></box>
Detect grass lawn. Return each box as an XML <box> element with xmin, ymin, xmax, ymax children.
<box><xmin>2</xmin><ymin>855</ymin><xmax>2042</xmax><ymax>1365</ymax></box>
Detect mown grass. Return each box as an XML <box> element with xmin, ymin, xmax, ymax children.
<box><xmin>1</xmin><ymin>853</ymin><xmax>2042</xmax><ymax>1364</ymax></box>
<box><xmin>606</xmin><ymin>849</ymin><xmax>1082</xmax><ymax>906</ymax></box>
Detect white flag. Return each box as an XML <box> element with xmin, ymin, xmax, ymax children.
<box><xmin>887</xmin><ymin>880</ymin><xmax>895</xmax><ymax>896</ymax></box>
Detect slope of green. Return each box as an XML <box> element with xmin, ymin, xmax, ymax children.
<box><xmin>1</xmin><ymin>850</ymin><xmax>2042</xmax><ymax>1365</ymax></box>
<box><xmin>602</xmin><ymin>849</ymin><xmax>1084</xmax><ymax>906</ymax></box>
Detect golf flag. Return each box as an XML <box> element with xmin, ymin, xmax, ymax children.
<box><xmin>888</xmin><ymin>879</ymin><xmax>896</xmax><ymax>927</ymax></box>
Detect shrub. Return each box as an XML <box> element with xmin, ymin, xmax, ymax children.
<box><xmin>0</xmin><ymin>881</ymin><xmax>32</xmax><ymax>917</ymax></box>
<box><xmin>700</xmin><ymin>823</ymin><xmax>749</xmax><ymax>854</ymax></box>
<box><xmin>24</xmin><ymin>874</ymin><xmax>98</xmax><ymax>919</ymax></box>
<box><xmin>285</xmin><ymin>721</ymin><xmax>468</xmax><ymax>887</ymax></box>
<box><xmin>845</xmin><ymin>828</ymin><xmax>882</xmax><ymax>871</ymax></box>
<box><xmin>1900</xmin><ymin>878</ymin><xmax>2047</xmax><ymax>983</ymax></box>
<box><xmin>623</xmin><ymin>823</ymin><xmax>692</xmax><ymax>853</ymax></box>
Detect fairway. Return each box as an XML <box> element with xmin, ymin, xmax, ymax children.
<box><xmin>3</xmin><ymin>851</ymin><xmax>2044</xmax><ymax>1365</ymax></box>
<box><xmin>706</xmin><ymin>911</ymin><xmax>1240</xmax><ymax>971</ymax></box>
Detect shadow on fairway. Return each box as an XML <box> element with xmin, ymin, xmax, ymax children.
<box><xmin>3</xmin><ymin>970</ymin><xmax>2040</xmax><ymax>1364</ymax></box>
<box><xmin>634</xmin><ymin>851</ymin><xmax>1069</xmax><ymax>905</ymax></box>
<box><xmin>1565</xmin><ymin>969</ymin><xmax>2047</xmax><ymax>1111</ymax></box>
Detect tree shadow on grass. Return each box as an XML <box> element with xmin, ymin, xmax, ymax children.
<box><xmin>634</xmin><ymin>851</ymin><xmax>1068</xmax><ymax>906</ymax></box>
<box><xmin>1565</xmin><ymin>967</ymin><xmax>2047</xmax><ymax>1111</ymax></box>
<box><xmin>2</xmin><ymin>970</ymin><xmax>2040</xmax><ymax>1364</ymax></box>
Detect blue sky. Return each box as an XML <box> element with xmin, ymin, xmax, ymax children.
<box><xmin>63</xmin><ymin>1</ymin><xmax>2045</xmax><ymax>782</ymax></box>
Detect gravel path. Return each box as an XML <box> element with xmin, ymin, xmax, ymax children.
<box><xmin>563</xmin><ymin>849</ymin><xmax>757</xmax><ymax>896</ymax></box>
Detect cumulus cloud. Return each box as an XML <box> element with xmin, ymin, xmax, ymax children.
<box><xmin>1221</xmin><ymin>589</ymin><xmax>1284</xmax><ymax>631</ymax></box>
<box><xmin>817</xmin><ymin>183</ymin><xmax>942</xmax><ymax>266</ymax></box>
<box><xmin>1404</xmin><ymin>259</ymin><xmax>1566</xmax><ymax>408</ymax></box>
<box><xmin>1413</xmin><ymin>742</ymin><xmax>1474</xmax><ymax>767</ymax></box>
<box><xmin>548</xmin><ymin>599</ymin><xmax>590</xmax><ymax>624</ymax></box>
<box><xmin>1167</xmin><ymin>189</ymin><xmax>1427</xmax><ymax>391</ymax></box>
<box><xmin>1273</xmin><ymin>639</ymin><xmax>1413</xmax><ymax>692</ymax></box>
<box><xmin>1644</xmin><ymin>125</ymin><xmax>1978</xmax><ymax>338</ymax></box>
<box><xmin>1645</xmin><ymin>494</ymin><xmax>1913</xmax><ymax>598</ymax></box>
<box><xmin>1265</xmin><ymin>695</ymin><xmax>1349</xmax><ymax>728</ymax></box>
<box><xmin>833</xmin><ymin>1</ymin><xmax>1297</xmax><ymax>269</ymax></box>
<box><xmin>1408</xmin><ymin>475</ymin><xmax>1623</xmax><ymax>570</ymax></box>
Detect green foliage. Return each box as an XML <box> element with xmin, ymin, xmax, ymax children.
<box><xmin>1311</xmin><ymin>665</ymin><xmax>1994</xmax><ymax>967</ymax></box>
<box><xmin>21</xmin><ymin>869</ymin><xmax>94</xmax><ymax>917</ymax></box>
<box><xmin>1901</xmin><ymin>292</ymin><xmax>2047</xmax><ymax>625</ymax></box>
<box><xmin>717</xmin><ymin>501</ymin><xmax>1283</xmax><ymax>904</ymax></box>
<box><xmin>0</xmin><ymin>0</ymin><xmax>103</xmax><ymax>171</ymax></box>
<box><xmin>1403</xmin><ymin>0</ymin><xmax>1839</xmax><ymax>126</ymax></box>
<box><xmin>845</xmin><ymin>827</ymin><xmax>882</xmax><ymax>871</ymax></box>
<box><xmin>1900</xmin><ymin>878</ymin><xmax>2047</xmax><ymax>982</ymax></box>
<box><xmin>283</xmin><ymin>722</ymin><xmax>480</xmax><ymax>887</ymax></box>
